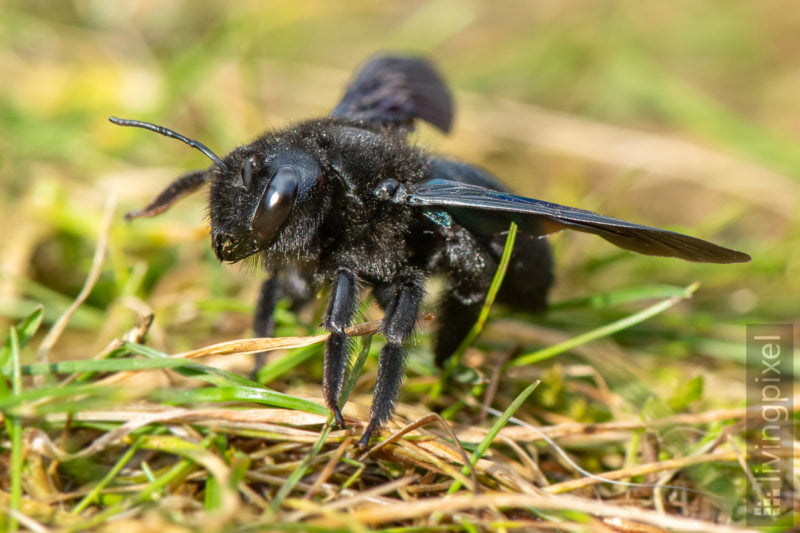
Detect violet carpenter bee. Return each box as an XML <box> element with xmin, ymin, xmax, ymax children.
<box><xmin>112</xmin><ymin>54</ymin><xmax>749</xmax><ymax>447</ymax></box>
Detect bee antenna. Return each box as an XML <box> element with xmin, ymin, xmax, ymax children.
<box><xmin>109</xmin><ymin>116</ymin><xmax>229</xmax><ymax>171</ymax></box>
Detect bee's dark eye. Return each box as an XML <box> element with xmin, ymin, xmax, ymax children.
<box><xmin>241</xmin><ymin>157</ymin><xmax>256</xmax><ymax>189</ymax></box>
<box><xmin>252</xmin><ymin>166</ymin><xmax>298</xmax><ymax>243</ymax></box>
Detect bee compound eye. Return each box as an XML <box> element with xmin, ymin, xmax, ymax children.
<box><xmin>251</xmin><ymin>166</ymin><xmax>299</xmax><ymax>243</ymax></box>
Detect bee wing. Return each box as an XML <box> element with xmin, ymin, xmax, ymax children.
<box><xmin>331</xmin><ymin>55</ymin><xmax>453</xmax><ymax>133</ymax></box>
<box><xmin>406</xmin><ymin>179</ymin><xmax>750</xmax><ymax>264</ymax></box>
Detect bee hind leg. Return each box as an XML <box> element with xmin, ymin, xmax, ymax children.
<box><xmin>359</xmin><ymin>278</ymin><xmax>424</xmax><ymax>448</ymax></box>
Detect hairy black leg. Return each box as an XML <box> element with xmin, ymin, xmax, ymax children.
<box><xmin>251</xmin><ymin>267</ymin><xmax>315</xmax><ymax>376</ymax></box>
<box><xmin>495</xmin><ymin>233</ymin><xmax>553</xmax><ymax>314</ymax></box>
<box><xmin>254</xmin><ymin>279</ymin><xmax>280</xmax><ymax>337</ymax></box>
<box><xmin>322</xmin><ymin>268</ymin><xmax>358</xmax><ymax>427</ymax></box>
<box><xmin>125</xmin><ymin>169</ymin><xmax>208</xmax><ymax>220</ymax></box>
<box><xmin>434</xmin><ymin>290</ymin><xmax>484</xmax><ymax>367</ymax></box>
<box><xmin>359</xmin><ymin>280</ymin><xmax>424</xmax><ymax>447</ymax></box>
<box><xmin>432</xmin><ymin>229</ymin><xmax>552</xmax><ymax>367</ymax></box>
<box><xmin>251</xmin><ymin>278</ymin><xmax>282</xmax><ymax>375</ymax></box>
<box><xmin>372</xmin><ymin>282</ymin><xmax>394</xmax><ymax>310</ymax></box>
<box><xmin>283</xmin><ymin>267</ymin><xmax>315</xmax><ymax>309</ymax></box>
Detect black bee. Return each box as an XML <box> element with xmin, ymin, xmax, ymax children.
<box><xmin>112</xmin><ymin>54</ymin><xmax>749</xmax><ymax>447</ymax></box>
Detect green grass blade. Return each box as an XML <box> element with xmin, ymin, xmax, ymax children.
<box><xmin>448</xmin><ymin>381</ymin><xmax>539</xmax><ymax>495</ymax></box>
<box><xmin>259</xmin><ymin>336</ymin><xmax>371</xmax><ymax>513</ymax></box>
<box><xmin>68</xmin><ymin>458</ymin><xmax>197</xmax><ymax>531</ymax></box>
<box><xmin>119</xmin><ymin>342</ymin><xmax>169</xmax><ymax>359</ymax></box>
<box><xmin>153</xmin><ymin>386</ymin><xmax>329</xmax><ymax>416</ymax></box>
<box><xmin>548</xmin><ymin>284</ymin><xmax>690</xmax><ymax>311</ymax></box>
<box><xmin>71</xmin><ymin>438</ymin><xmax>143</xmax><ymax>514</ymax></box>
<box><xmin>256</xmin><ymin>344</ymin><xmax>319</xmax><ymax>384</ymax></box>
<box><xmin>20</xmin><ymin>357</ymin><xmax>205</xmax><ymax>375</ymax></box>
<box><xmin>122</xmin><ymin>341</ymin><xmax>272</xmax><ymax>389</ymax></box>
<box><xmin>0</xmin><ymin>272</ymin><xmax>104</xmax><ymax>329</ymax></box>
<box><xmin>0</xmin><ymin>383</ymin><xmax>115</xmax><ymax>412</ymax></box>
<box><xmin>339</xmin><ymin>334</ymin><xmax>373</xmax><ymax>407</ymax></box>
<box><xmin>1</xmin><ymin>306</ymin><xmax>43</xmax><ymax>375</ymax></box>
<box><xmin>510</xmin><ymin>282</ymin><xmax>699</xmax><ymax>367</ymax></box>
<box><xmin>4</xmin><ymin>327</ymin><xmax>24</xmax><ymax>533</ymax></box>
<box><xmin>269</xmin><ymin>421</ymin><xmax>333</xmax><ymax>513</ymax></box>
<box><xmin>204</xmin><ymin>474</ymin><xmax>223</xmax><ymax>512</ymax></box>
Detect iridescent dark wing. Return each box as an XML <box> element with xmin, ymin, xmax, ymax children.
<box><xmin>331</xmin><ymin>55</ymin><xmax>453</xmax><ymax>133</ymax></box>
<box><xmin>405</xmin><ymin>178</ymin><xmax>750</xmax><ymax>264</ymax></box>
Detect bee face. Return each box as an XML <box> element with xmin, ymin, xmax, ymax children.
<box><xmin>210</xmin><ymin>147</ymin><xmax>322</xmax><ymax>262</ymax></box>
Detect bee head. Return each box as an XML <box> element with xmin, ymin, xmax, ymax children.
<box><xmin>108</xmin><ymin>117</ymin><xmax>325</xmax><ymax>264</ymax></box>
<box><xmin>210</xmin><ymin>146</ymin><xmax>323</xmax><ymax>263</ymax></box>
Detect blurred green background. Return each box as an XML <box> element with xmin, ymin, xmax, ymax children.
<box><xmin>0</xmin><ymin>0</ymin><xmax>797</xmax><ymax>378</ymax></box>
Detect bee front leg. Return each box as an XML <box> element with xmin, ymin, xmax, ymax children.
<box><xmin>322</xmin><ymin>267</ymin><xmax>358</xmax><ymax>427</ymax></box>
<box><xmin>359</xmin><ymin>279</ymin><xmax>424</xmax><ymax>448</ymax></box>
<box><xmin>125</xmin><ymin>169</ymin><xmax>208</xmax><ymax>220</ymax></box>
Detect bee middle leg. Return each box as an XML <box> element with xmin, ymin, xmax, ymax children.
<box><xmin>360</xmin><ymin>278</ymin><xmax>424</xmax><ymax>447</ymax></box>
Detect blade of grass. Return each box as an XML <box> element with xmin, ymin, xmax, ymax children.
<box><xmin>71</xmin><ymin>438</ymin><xmax>143</xmax><ymax>514</ymax></box>
<box><xmin>0</xmin><ymin>383</ymin><xmax>116</xmax><ymax>412</ymax></box>
<box><xmin>134</xmin><ymin>456</ymin><xmax>199</xmax><ymax>503</ymax></box>
<box><xmin>71</xmin><ymin>434</ymin><xmax>230</xmax><ymax>530</ymax></box>
<box><xmin>256</xmin><ymin>344</ymin><xmax>319</xmax><ymax>384</ymax></box>
<box><xmin>339</xmin><ymin>334</ymin><xmax>373</xmax><ymax>407</ymax></box>
<box><xmin>19</xmin><ymin>355</ymin><xmax>328</xmax><ymax>415</ymax></box>
<box><xmin>122</xmin><ymin>342</ymin><xmax>316</xmax><ymax>401</ymax></box>
<box><xmin>548</xmin><ymin>284</ymin><xmax>690</xmax><ymax>311</ymax></box>
<box><xmin>510</xmin><ymin>282</ymin><xmax>700</xmax><ymax>367</ymax></box>
<box><xmin>447</xmin><ymin>381</ymin><xmax>539</xmax><ymax>494</ymax></box>
<box><xmin>21</xmin><ymin>356</ymin><xmax>210</xmax><ymax>375</ymax></box>
<box><xmin>15</xmin><ymin>340</ymin><xmax>329</xmax><ymax>416</ymax></box>
<box><xmin>0</xmin><ymin>273</ymin><xmax>104</xmax><ymax>329</ymax></box>
<box><xmin>205</xmin><ymin>474</ymin><xmax>223</xmax><ymax>513</ymax></box>
<box><xmin>67</xmin><ymin>458</ymin><xmax>197</xmax><ymax>532</ymax></box>
<box><xmin>152</xmin><ymin>386</ymin><xmax>329</xmax><ymax>416</ymax></box>
<box><xmin>0</xmin><ymin>306</ymin><xmax>43</xmax><ymax>375</ymax></box>
<box><xmin>269</xmin><ymin>420</ymin><xmax>333</xmax><ymax>513</ymax></box>
<box><xmin>6</xmin><ymin>327</ymin><xmax>22</xmax><ymax>533</ymax></box>
<box><xmin>138</xmin><ymin>434</ymin><xmax>238</xmax><ymax>514</ymax></box>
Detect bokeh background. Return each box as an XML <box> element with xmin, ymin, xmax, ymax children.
<box><xmin>1</xmin><ymin>1</ymin><xmax>797</xmax><ymax>399</ymax></box>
